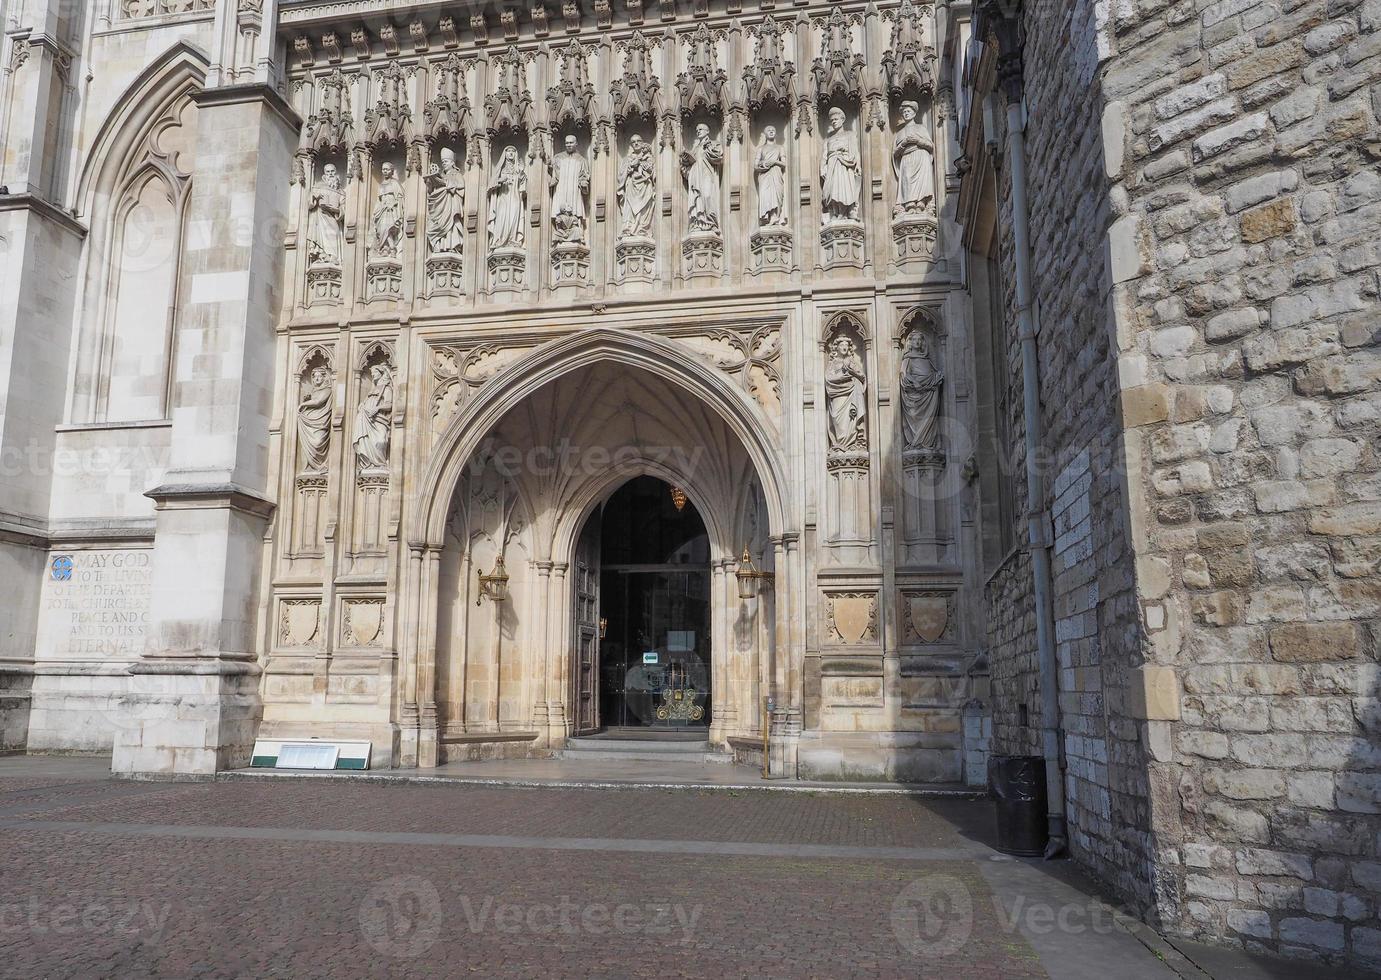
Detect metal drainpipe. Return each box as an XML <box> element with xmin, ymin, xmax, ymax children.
<box><xmin>998</xmin><ymin>45</ymin><xmax>1068</xmax><ymax>860</ymax></box>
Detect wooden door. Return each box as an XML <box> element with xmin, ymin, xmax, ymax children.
<box><xmin>573</xmin><ymin>512</ymin><xmax>601</xmax><ymax>734</ymax></box>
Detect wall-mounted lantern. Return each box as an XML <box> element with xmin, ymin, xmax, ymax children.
<box><xmin>735</xmin><ymin>546</ymin><xmax>774</xmax><ymax>600</ymax></box>
<box><xmin>476</xmin><ymin>554</ymin><xmax>510</xmax><ymax>606</ymax></box>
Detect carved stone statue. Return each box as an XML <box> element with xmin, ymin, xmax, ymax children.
<box><xmin>307</xmin><ymin>164</ymin><xmax>345</xmax><ymax>267</ymax></box>
<box><xmin>353</xmin><ymin>363</ymin><xmax>393</xmax><ymax>469</ymax></box>
<box><xmin>370</xmin><ymin>162</ymin><xmax>405</xmax><ymax>258</ymax></box>
<box><xmin>617</xmin><ymin>134</ymin><xmax>657</xmax><ymax>239</ymax></box>
<box><xmin>425</xmin><ymin>147</ymin><xmax>465</xmax><ymax>255</ymax></box>
<box><xmin>681</xmin><ymin>123</ymin><xmax>723</xmax><ymax>234</ymax></box>
<box><xmin>754</xmin><ymin>126</ymin><xmax>788</xmax><ymax>227</ymax></box>
<box><xmin>899</xmin><ymin>330</ymin><xmax>943</xmax><ymax>451</ymax></box>
<box><xmin>824</xmin><ymin>335</ymin><xmax>868</xmax><ymax>452</ymax></box>
<box><xmin>893</xmin><ymin>101</ymin><xmax>935</xmax><ymax>217</ymax></box>
<box><xmin>487</xmin><ymin>145</ymin><xmax>527</xmax><ymax>249</ymax></box>
<box><xmin>820</xmin><ymin>107</ymin><xmax>862</xmax><ymax>225</ymax></box>
<box><xmin>548</xmin><ymin>134</ymin><xmax>591</xmax><ymax>244</ymax></box>
<box><xmin>297</xmin><ymin>365</ymin><xmax>333</xmax><ymax>473</ymax></box>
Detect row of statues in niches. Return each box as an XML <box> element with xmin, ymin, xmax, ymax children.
<box><xmin>301</xmin><ymin>99</ymin><xmax>938</xmax><ymax>301</ymax></box>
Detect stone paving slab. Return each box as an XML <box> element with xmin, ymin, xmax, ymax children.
<box><xmin>13</xmin><ymin>781</ymin><xmax>988</xmax><ymax>849</ymax></box>
<box><xmin>0</xmin><ymin>757</ymin><xmax>1370</xmax><ymax>979</ymax></box>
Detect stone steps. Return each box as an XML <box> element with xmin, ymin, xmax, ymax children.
<box><xmin>561</xmin><ymin>735</ymin><xmax>729</xmax><ymax>764</ymax></box>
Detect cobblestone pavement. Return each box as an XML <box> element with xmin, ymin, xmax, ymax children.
<box><xmin>0</xmin><ymin>758</ymin><xmax>1351</xmax><ymax>979</ymax></box>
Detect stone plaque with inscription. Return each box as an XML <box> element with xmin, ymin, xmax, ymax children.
<box><xmin>35</xmin><ymin>549</ymin><xmax>153</xmax><ymax>660</ymax></box>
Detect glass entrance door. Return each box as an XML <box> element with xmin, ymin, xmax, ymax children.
<box><xmin>594</xmin><ymin>477</ymin><xmax>712</xmax><ymax>730</ymax></box>
<box><xmin>599</xmin><ymin>568</ymin><xmax>711</xmax><ymax>728</ymax></box>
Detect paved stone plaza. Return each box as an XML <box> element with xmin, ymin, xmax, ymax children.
<box><xmin>0</xmin><ymin>757</ymin><xmax>1365</xmax><ymax>979</ymax></box>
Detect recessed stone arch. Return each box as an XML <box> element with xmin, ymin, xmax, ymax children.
<box><xmin>403</xmin><ymin>328</ymin><xmax>796</xmax><ymax>766</ymax></box>
<box><xmin>412</xmin><ymin>327</ymin><xmax>795</xmax><ymax>550</ymax></box>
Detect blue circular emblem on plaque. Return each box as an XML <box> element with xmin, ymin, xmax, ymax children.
<box><xmin>51</xmin><ymin>555</ymin><xmax>73</xmax><ymax>581</ymax></box>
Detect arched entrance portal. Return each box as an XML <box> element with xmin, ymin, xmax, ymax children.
<box><xmin>413</xmin><ymin>331</ymin><xmax>799</xmax><ymax>770</ymax></box>
<box><xmin>574</xmin><ymin>477</ymin><xmax>713</xmax><ymax>734</ymax></box>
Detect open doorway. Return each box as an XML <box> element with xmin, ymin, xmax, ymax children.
<box><xmin>573</xmin><ymin>476</ymin><xmax>712</xmax><ymax>733</ymax></box>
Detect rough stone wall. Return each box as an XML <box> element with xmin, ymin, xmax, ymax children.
<box><xmin>985</xmin><ymin>551</ymin><xmax>1040</xmax><ymax>756</ymax></box>
<box><xmin>1104</xmin><ymin>0</ymin><xmax>1381</xmax><ymax>966</ymax></box>
<box><xmin>1011</xmin><ymin>0</ymin><xmax>1158</xmax><ymax>911</ymax></box>
<box><xmin>975</xmin><ymin>0</ymin><xmax>1163</xmax><ymax>910</ymax></box>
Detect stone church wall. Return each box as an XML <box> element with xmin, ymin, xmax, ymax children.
<box><xmin>1103</xmin><ymin>0</ymin><xmax>1381</xmax><ymax>965</ymax></box>
<box><xmin>973</xmin><ymin>0</ymin><xmax>1160</xmax><ymax>914</ymax></box>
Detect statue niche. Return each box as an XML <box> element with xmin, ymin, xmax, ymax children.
<box><xmin>486</xmin><ymin>142</ymin><xmax>528</xmax><ymax>292</ymax></box>
<box><xmin>822</xmin><ymin>315</ymin><xmax>872</xmax><ymax>558</ymax></box>
<box><xmin>305</xmin><ymin>162</ymin><xmax>346</xmax><ymax>306</ymax></box>
<box><xmin>897</xmin><ymin>310</ymin><xmax>950</xmax><ymax>565</ymax></box>
<box><xmin>891</xmin><ymin>99</ymin><xmax>939</xmax><ymax>264</ymax></box>
<box><xmin>292</xmin><ymin>348</ymin><xmax>334</xmax><ymax>556</ymax></box>
<box><xmin>750</xmin><ymin>124</ymin><xmax>792</xmax><ymax>272</ymax></box>
<box><xmin>548</xmin><ymin>132</ymin><xmax>591</xmax><ymax>286</ymax></box>
<box><xmin>615</xmin><ymin>132</ymin><xmax>657</xmax><ymax>283</ymax></box>
<box><xmin>352</xmin><ymin>348</ymin><xmax>394</xmax><ymax>555</ymax></box>
<box><xmin>425</xmin><ymin>146</ymin><xmax>466</xmax><ymax>297</ymax></box>
<box><xmin>680</xmin><ymin>121</ymin><xmax>724</xmax><ymax>278</ymax></box>
<box><xmin>820</xmin><ymin>106</ymin><xmax>865</xmax><ymax>269</ymax></box>
<box><xmin>365</xmin><ymin>160</ymin><xmax>406</xmax><ymax>300</ymax></box>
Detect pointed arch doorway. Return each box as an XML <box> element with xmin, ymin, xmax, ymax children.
<box><xmin>574</xmin><ymin>476</ymin><xmax>713</xmax><ymax>735</ymax></box>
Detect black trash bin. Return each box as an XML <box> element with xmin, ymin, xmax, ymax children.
<box><xmin>989</xmin><ymin>755</ymin><xmax>1048</xmax><ymax>857</ymax></box>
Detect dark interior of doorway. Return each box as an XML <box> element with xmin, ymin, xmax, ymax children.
<box><xmin>597</xmin><ymin>476</ymin><xmax>712</xmax><ymax>731</ymax></box>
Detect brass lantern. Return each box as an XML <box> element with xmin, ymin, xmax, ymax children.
<box><xmin>735</xmin><ymin>546</ymin><xmax>774</xmax><ymax>600</ymax></box>
<box><xmin>476</xmin><ymin>554</ymin><xmax>510</xmax><ymax>606</ymax></box>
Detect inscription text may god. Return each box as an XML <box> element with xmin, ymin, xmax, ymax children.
<box><xmin>42</xmin><ymin>550</ymin><xmax>153</xmax><ymax>658</ymax></box>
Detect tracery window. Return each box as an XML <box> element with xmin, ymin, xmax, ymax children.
<box><xmin>92</xmin><ymin>96</ymin><xmax>197</xmax><ymax>423</ymax></box>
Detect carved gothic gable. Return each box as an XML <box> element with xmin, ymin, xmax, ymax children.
<box><xmin>304</xmin><ymin>69</ymin><xmax>356</xmax><ymax>157</ymax></box>
<box><xmin>882</xmin><ymin>0</ymin><xmax>937</xmax><ymax>101</ymax></box>
<box><xmin>812</xmin><ymin>8</ymin><xmax>864</xmax><ymax>106</ymax></box>
<box><xmin>676</xmin><ymin>24</ymin><xmax>727</xmax><ymax>117</ymax></box>
<box><xmin>547</xmin><ymin>39</ymin><xmax>597</xmax><ymax>131</ymax></box>
<box><xmin>611</xmin><ymin>31</ymin><xmax>661</xmax><ymax>125</ymax></box>
<box><xmin>485</xmin><ymin>45</ymin><xmax>534</xmax><ymax>134</ymax></box>
<box><xmin>426</xmin><ymin>53</ymin><xmax>473</xmax><ymax>143</ymax></box>
<box><xmin>363</xmin><ymin>61</ymin><xmax>414</xmax><ymax>151</ymax></box>
<box><xmin>742</xmin><ymin>14</ymin><xmax>796</xmax><ymax>114</ymax></box>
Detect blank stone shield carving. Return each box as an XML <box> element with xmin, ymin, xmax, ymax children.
<box><xmin>344</xmin><ymin>600</ymin><xmax>385</xmax><ymax>647</ymax></box>
<box><xmin>827</xmin><ymin>593</ymin><xmax>877</xmax><ymax>644</ymax></box>
<box><xmin>903</xmin><ymin>591</ymin><xmax>951</xmax><ymax>644</ymax></box>
<box><xmin>280</xmin><ymin>600</ymin><xmax>321</xmax><ymax>647</ymax></box>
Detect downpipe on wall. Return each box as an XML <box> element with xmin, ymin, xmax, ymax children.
<box><xmin>1004</xmin><ymin>93</ymin><xmax>1068</xmax><ymax>861</ymax></box>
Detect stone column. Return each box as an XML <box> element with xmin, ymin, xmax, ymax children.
<box><xmin>767</xmin><ymin>534</ymin><xmax>799</xmax><ymax>777</ymax></box>
<box><xmin>110</xmin><ymin>81</ymin><xmax>301</xmax><ymax>777</ymax></box>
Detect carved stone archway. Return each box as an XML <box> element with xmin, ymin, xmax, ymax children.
<box><xmin>403</xmin><ymin>328</ymin><xmax>799</xmax><ymax>768</ymax></box>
